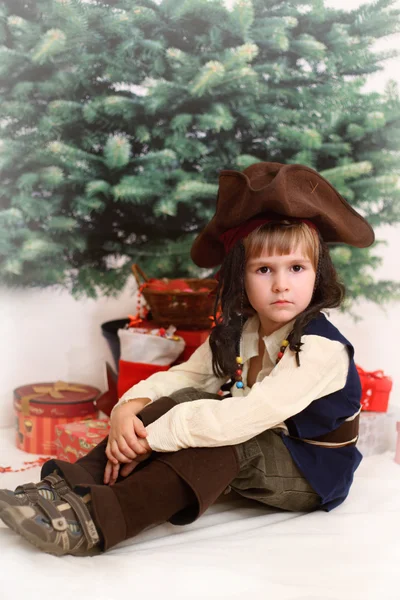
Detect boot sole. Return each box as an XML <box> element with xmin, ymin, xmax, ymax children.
<box><xmin>0</xmin><ymin>503</ymin><xmax>101</xmax><ymax>557</ymax></box>
<box><xmin>0</xmin><ymin>505</ymin><xmax>68</xmax><ymax>557</ymax></box>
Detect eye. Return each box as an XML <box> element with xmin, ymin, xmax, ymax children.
<box><xmin>292</xmin><ymin>264</ymin><xmax>304</xmax><ymax>272</ymax></box>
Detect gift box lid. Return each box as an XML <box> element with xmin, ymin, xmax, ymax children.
<box><xmin>14</xmin><ymin>381</ymin><xmax>101</xmax><ymax>418</ymax></box>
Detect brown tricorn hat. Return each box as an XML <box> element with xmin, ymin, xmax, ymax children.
<box><xmin>191</xmin><ymin>162</ymin><xmax>375</xmax><ymax>268</ymax></box>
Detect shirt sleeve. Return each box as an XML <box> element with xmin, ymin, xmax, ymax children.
<box><xmin>110</xmin><ymin>336</ymin><xmax>229</xmax><ymax>418</ymax></box>
<box><xmin>144</xmin><ymin>335</ymin><xmax>350</xmax><ymax>452</ymax></box>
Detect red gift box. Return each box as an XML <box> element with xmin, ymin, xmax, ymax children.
<box><xmin>95</xmin><ymin>361</ymin><xmax>171</xmax><ymax>416</ymax></box>
<box><xmin>54</xmin><ymin>418</ymin><xmax>110</xmax><ymax>463</ymax></box>
<box><xmin>173</xmin><ymin>327</ymin><xmax>210</xmax><ymax>363</ymax></box>
<box><xmin>118</xmin><ymin>359</ymin><xmax>170</xmax><ymax>397</ymax></box>
<box><xmin>14</xmin><ymin>381</ymin><xmax>100</xmax><ymax>455</ymax></box>
<box><xmin>356</xmin><ymin>365</ymin><xmax>393</xmax><ymax>412</ymax></box>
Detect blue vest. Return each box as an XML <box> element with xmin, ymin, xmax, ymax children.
<box><xmin>280</xmin><ymin>312</ymin><xmax>363</xmax><ymax>511</ymax></box>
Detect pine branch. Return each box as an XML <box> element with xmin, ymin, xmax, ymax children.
<box><xmin>0</xmin><ymin>0</ymin><xmax>399</xmax><ymax>305</ymax></box>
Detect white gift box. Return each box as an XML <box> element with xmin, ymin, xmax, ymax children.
<box><xmin>357</xmin><ymin>409</ymin><xmax>400</xmax><ymax>457</ymax></box>
<box><xmin>118</xmin><ymin>327</ymin><xmax>185</xmax><ymax>366</ymax></box>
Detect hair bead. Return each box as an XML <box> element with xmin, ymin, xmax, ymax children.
<box><xmin>275</xmin><ymin>339</ymin><xmax>289</xmax><ymax>365</ymax></box>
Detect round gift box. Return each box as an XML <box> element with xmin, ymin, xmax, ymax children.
<box><xmin>14</xmin><ymin>381</ymin><xmax>101</xmax><ymax>455</ymax></box>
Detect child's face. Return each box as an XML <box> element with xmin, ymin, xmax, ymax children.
<box><xmin>244</xmin><ymin>242</ymin><xmax>316</xmax><ymax>333</ymax></box>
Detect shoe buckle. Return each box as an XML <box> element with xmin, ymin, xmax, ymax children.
<box><xmin>51</xmin><ymin>516</ymin><xmax>68</xmax><ymax>531</ymax></box>
<box><xmin>16</xmin><ymin>483</ymin><xmax>39</xmax><ymax>502</ymax></box>
<box><xmin>52</xmin><ymin>479</ymin><xmax>71</xmax><ymax>496</ymax></box>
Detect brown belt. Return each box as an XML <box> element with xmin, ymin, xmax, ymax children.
<box><xmin>288</xmin><ymin>411</ymin><xmax>360</xmax><ymax>448</ymax></box>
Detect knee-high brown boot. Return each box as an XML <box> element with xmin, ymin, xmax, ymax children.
<box><xmin>74</xmin><ymin>442</ymin><xmax>241</xmax><ymax>551</ymax></box>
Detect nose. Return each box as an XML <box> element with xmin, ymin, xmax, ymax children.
<box><xmin>272</xmin><ymin>271</ymin><xmax>289</xmax><ymax>293</ymax></box>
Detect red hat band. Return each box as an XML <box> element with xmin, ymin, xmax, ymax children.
<box><xmin>219</xmin><ymin>217</ymin><xmax>318</xmax><ymax>255</ymax></box>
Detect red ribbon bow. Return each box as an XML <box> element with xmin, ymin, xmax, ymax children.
<box><xmin>356</xmin><ymin>365</ymin><xmax>386</xmax><ymax>379</ymax></box>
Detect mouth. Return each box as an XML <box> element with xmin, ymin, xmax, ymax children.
<box><xmin>272</xmin><ymin>301</ymin><xmax>292</xmax><ymax>305</ymax></box>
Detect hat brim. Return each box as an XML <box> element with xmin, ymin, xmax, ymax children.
<box><xmin>191</xmin><ymin>164</ymin><xmax>375</xmax><ymax>268</ymax></box>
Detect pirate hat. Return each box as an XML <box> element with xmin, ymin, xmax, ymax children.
<box><xmin>191</xmin><ymin>162</ymin><xmax>375</xmax><ymax>268</ymax></box>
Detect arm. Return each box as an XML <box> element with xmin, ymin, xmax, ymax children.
<box><xmin>110</xmin><ymin>336</ymin><xmax>229</xmax><ymax>419</ymax></box>
<box><xmin>144</xmin><ymin>335</ymin><xmax>350</xmax><ymax>452</ymax></box>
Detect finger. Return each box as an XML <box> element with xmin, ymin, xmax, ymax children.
<box><xmin>134</xmin><ymin>452</ymin><xmax>151</xmax><ymax>466</ymax></box>
<box><xmin>134</xmin><ymin>418</ymin><xmax>148</xmax><ymax>438</ymax></box>
<box><xmin>111</xmin><ymin>439</ymin><xmax>134</xmax><ymax>463</ymax></box>
<box><xmin>116</xmin><ymin>438</ymin><xmax>138</xmax><ymax>460</ymax></box>
<box><xmin>104</xmin><ymin>460</ymin><xmax>112</xmax><ymax>484</ymax></box>
<box><xmin>112</xmin><ymin>440</ymin><xmax>131</xmax><ymax>463</ymax></box>
<box><xmin>124</xmin><ymin>431</ymin><xmax>149</xmax><ymax>456</ymax></box>
<box><xmin>105</xmin><ymin>444</ymin><xmax>119</xmax><ymax>465</ymax></box>
<box><xmin>120</xmin><ymin>461</ymin><xmax>139</xmax><ymax>478</ymax></box>
<box><xmin>125</xmin><ymin>435</ymin><xmax>148</xmax><ymax>456</ymax></box>
<box><xmin>118</xmin><ymin>436</ymin><xmax>140</xmax><ymax>460</ymax></box>
<box><xmin>110</xmin><ymin>462</ymin><xmax>120</xmax><ymax>486</ymax></box>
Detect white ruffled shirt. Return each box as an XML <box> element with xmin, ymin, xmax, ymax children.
<box><xmin>111</xmin><ymin>314</ymin><xmax>350</xmax><ymax>452</ymax></box>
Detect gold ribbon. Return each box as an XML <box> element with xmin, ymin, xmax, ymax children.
<box><xmin>19</xmin><ymin>381</ymin><xmax>88</xmax><ymax>416</ymax></box>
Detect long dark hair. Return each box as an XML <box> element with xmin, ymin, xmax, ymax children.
<box><xmin>209</xmin><ymin>220</ymin><xmax>345</xmax><ymax>379</ymax></box>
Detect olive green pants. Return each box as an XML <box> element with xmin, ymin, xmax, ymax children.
<box><xmin>170</xmin><ymin>387</ymin><xmax>321</xmax><ymax>513</ymax></box>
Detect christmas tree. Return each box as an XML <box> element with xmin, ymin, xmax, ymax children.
<box><xmin>0</xmin><ymin>0</ymin><xmax>399</xmax><ymax>316</ymax></box>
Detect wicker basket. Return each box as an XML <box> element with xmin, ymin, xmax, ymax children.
<box><xmin>132</xmin><ymin>264</ymin><xmax>219</xmax><ymax>330</ymax></box>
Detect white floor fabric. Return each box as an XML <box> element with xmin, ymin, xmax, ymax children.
<box><xmin>1</xmin><ymin>426</ymin><xmax>399</xmax><ymax>600</ymax></box>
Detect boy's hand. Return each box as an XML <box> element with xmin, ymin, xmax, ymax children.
<box><xmin>106</xmin><ymin>401</ymin><xmax>150</xmax><ymax>464</ymax></box>
<box><xmin>104</xmin><ymin>437</ymin><xmax>153</xmax><ymax>485</ymax></box>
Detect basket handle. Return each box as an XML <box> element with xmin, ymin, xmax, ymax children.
<box><xmin>131</xmin><ymin>264</ymin><xmax>149</xmax><ymax>287</ymax></box>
